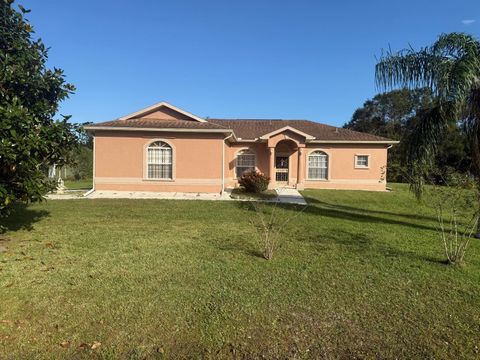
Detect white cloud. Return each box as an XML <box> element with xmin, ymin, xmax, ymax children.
<box><xmin>461</xmin><ymin>19</ymin><xmax>475</xmax><ymax>25</ymax></box>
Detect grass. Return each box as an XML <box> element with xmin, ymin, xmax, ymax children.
<box><xmin>63</xmin><ymin>178</ymin><xmax>92</xmax><ymax>190</ymax></box>
<box><xmin>1</xmin><ymin>184</ymin><xmax>480</xmax><ymax>359</ymax></box>
<box><xmin>229</xmin><ymin>188</ymin><xmax>278</xmax><ymax>200</ymax></box>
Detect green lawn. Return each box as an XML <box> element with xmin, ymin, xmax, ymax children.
<box><xmin>63</xmin><ymin>178</ymin><xmax>92</xmax><ymax>190</ymax></box>
<box><xmin>1</xmin><ymin>184</ymin><xmax>479</xmax><ymax>359</ymax></box>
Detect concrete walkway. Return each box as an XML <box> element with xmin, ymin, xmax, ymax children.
<box><xmin>45</xmin><ymin>191</ymin><xmax>86</xmax><ymax>200</ymax></box>
<box><xmin>45</xmin><ymin>188</ymin><xmax>307</xmax><ymax>205</ymax></box>
<box><xmin>46</xmin><ymin>191</ymin><xmax>230</xmax><ymax>201</ymax></box>
<box><xmin>275</xmin><ymin>188</ymin><xmax>307</xmax><ymax>205</ymax></box>
<box><xmin>86</xmin><ymin>190</ymin><xmax>231</xmax><ymax>201</ymax></box>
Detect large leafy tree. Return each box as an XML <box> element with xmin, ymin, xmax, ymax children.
<box><xmin>376</xmin><ymin>32</ymin><xmax>480</xmax><ymax>234</ymax></box>
<box><xmin>344</xmin><ymin>89</ymin><xmax>470</xmax><ymax>182</ymax></box>
<box><xmin>0</xmin><ymin>0</ymin><xmax>79</xmax><ymax>222</ymax></box>
<box><xmin>345</xmin><ymin>89</ymin><xmax>432</xmax><ymax>138</ymax></box>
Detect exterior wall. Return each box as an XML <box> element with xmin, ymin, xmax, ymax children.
<box><xmin>224</xmin><ymin>142</ymin><xmax>270</xmax><ymax>187</ymax></box>
<box><xmin>93</xmin><ymin>130</ymin><xmax>389</xmax><ymax>193</ymax></box>
<box><xmin>224</xmin><ymin>141</ymin><xmax>388</xmax><ymax>191</ymax></box>
<box><xmin>94</xmin><ymin>130</ymin><xmax>224</xmax><ymax>193</ymax></box>
<box><xmin>303</xmin><ymin>144</ymin><xmax>388</xmax><ymax>191</ymax></box>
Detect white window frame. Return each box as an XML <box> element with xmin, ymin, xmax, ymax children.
<box><xmin>355</xmin><ymin>154</ymin><xmax>370</xmax><ymax>169</ymax></box>
<box><xmin>146</xmin><ymin>141</ymin><xmax>173</xmax><ymax>180</ymax></box>
<box><xmin>236</xmin><ymin>150</ymin><xmax>256</xmax><ymax>178</ymax></box>
<box><xmin>307</xmin><ymin>150</ymin><xmax>328</xmax><ymax>180</ymax></box>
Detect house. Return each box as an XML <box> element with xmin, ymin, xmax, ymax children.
<box><xmin>85</xmin><ymin>102</ymin><xmax>398</xmax><ymax>193</ymax></box>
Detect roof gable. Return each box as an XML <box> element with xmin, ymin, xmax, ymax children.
<box><xmin>259</xmin><ymin>126</ymin><xmax>315</xmax><ymax>140</ymax></box>
<box><xmin>119</xmin><ymin>101</ymin><xmax>206</xmax><ymax>122</ymax></box>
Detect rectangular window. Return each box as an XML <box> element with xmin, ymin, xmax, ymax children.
<box><xmin>148</xmin><ymin>147</ymin><xmax>172</xmax><ymax>179</ymax></box>
<box><xmin>308</xmin><ymin>154</ymin><xmax>328</xmax><ymax>180</ymax></box>
<box><xmin>236</xmin><ymin>154</ymin><xmax>255</xmax><ymax>178</ymax></box>
<box><xmin>355</xmin><ymin>155</ymin><xmax>369</xmax><ymax>168</ymax></box>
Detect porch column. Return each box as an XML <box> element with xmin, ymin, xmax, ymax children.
<box><xmin>268</xmin><ymin>146</ymin><xmax>275</xmax><ymax>189</ymax></box>
<box><xmin>297</xmin><ymin>147</ymin><xmax>305</xmax><ymax>190</ymax></box>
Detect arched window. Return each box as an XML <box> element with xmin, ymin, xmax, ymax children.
<box><xmin>308</xmin><ymin>151</ymin><xmax>328</xmax><ymax>180</ymax></box>
<box><xmin>236</xmin><ymin>150</ymin><xmax>256</xmax><ymax>178</ymax></box>
<box><xmin>147</xmin><ymin>141</ymin><xmax>172</xmax><ymax>179</ymax></box>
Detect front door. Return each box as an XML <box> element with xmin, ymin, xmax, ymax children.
<box><xmin>275</xmin><ymin>156</ymin><xmax>289</xmax><ymax>184</ymax></box>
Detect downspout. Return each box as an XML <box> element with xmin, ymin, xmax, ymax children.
<box><xmin>84</xmin><ymin>135</ymin><xmax>95</xmax><ymax>197</ymax></box>
<box><xmin>221</xmin><ymin>133</ymin><xmax>233</xmax><ymax>196</ymax></box>
<box><xmin>384</xmin><ymin>143</ymin><xmax>393</xmax><ymax>191</ymax></box>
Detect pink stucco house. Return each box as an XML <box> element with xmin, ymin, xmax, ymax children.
<box><xmin>85</xmin><ymin>102</ymin><xmax>398</xmax><ymax>193</ymax></box>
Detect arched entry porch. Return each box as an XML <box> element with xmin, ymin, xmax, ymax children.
<box><xmin>273</xmin><ymin>139</ymin><xmax>297</xmax><ymax>186</ymax></box>
<box><xmin>267</xmin><ymin>134</ymin><xmax>306</xmax><ymax>189</ymax></box>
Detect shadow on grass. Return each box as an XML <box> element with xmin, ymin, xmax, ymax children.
<box><xmin>232</xmin><ymin>200</ymin><xmax>447</xmax><ymax>263</ymax></box>
<box><xmin>214</xmin><ymin>235</ymin><xmax>266</xmax><ymax>259</ymax></box>
<box><xmin>235</xmin><ymin>199</ymin><xmax>437</xmax><ymax>232</ymax></box>
<box><xmin>2</xmin><ymin>203</ymin><xmax>49</xmax><ymax>232</ymax></box>
<box><xmin>244</xmin><ymin>249</ymin><xmax>265</xmax><ymax>258</ymax></box>
<box><xmin>297</xmin><ymin>228</ymin><xmax>448</xmax><ymax>265</ymax></box>
<box><xmin>304</xmin><ymin>196</ymin><xmax>437</xmax><ymax>222</ymax></box>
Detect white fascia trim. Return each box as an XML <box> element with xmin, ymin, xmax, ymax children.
<box><xmin>234</xmin><ymin>138</ymin><xmax>258</xmax><ymax>142</ymax></box>
<box><xmin>118</xmin><ymin>101</ymin><xmax>207</xmax><ymax>122</ymax></box>
<box><xmin>310</xmin><ymin>140</ymin><xmax>400</xmax><ymax>144</ymax></box>
<box><xmin>259</xmin><ymin>126</ymin><xmax>315</xmax><ymax>140</ymax></box>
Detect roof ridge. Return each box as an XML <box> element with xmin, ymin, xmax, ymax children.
<box><xmin>209</xmin><ymin>118</ymin><xmax>287</xmax><ymax>121</ymax></box>
<box><xmin>209</xmin><ymin>118</ymin><xmax>342</xmax><ymax>128</ymax></box>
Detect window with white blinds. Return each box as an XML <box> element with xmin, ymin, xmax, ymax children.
<box><xmin>236</xmin><ymin>150</ymin><xmax>256</xmax><ymax>178</ymax></box>
<box><xmin>308</xmin><ymin>151</ymin><xmax>328</xmax><ymax>180</ymax></box>
<box><xmin>356</xmin><ymin>155</ymin><xmax>369</xmax><ymax>168</ymax></box>
<box><xmin>147</xmin><ymin>141</ymin><xmax>172</xmax><ymax>179</ymax></box>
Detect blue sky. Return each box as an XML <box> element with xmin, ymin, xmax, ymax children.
<box><xmin>21</xmin><ymin>0</ymin><xmax>480</xmax><ymax>126</ymax></box>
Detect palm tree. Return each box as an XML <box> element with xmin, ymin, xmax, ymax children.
<box><xmin>375</xmin><ymin>32</ymin><xmax>480</xmax><ymax>236</ymax></box>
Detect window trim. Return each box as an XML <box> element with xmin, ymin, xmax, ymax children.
<box><xmin>143</xmin><ymin>139</ymin><xmax>176</xmax><ymax>181</ymax></box>
<box><xmin>355</xmin><ymin>154</ymin><xmax>370</xmax><ymax>169</ymax></box>
<box><xmin>306</xmin><ymin>149</ymin><xmax>329</xmax><ymax>181</ymax></box>
<box><xmin>235</xmin><ymin>149</ymin><xmax>256</xmax><ymax>179</ymax></box>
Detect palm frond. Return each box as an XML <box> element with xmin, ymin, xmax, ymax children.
<box><xmin>375</xmin><ymin>47</ymin><xmax>443</xmax><ymax>92</ymax></box>
<box><xmin>433</xmin><ymin>33</ymin><xmax>480</xmax><ymax>59</ymax></box>
<box><xmin>465</xmin><ymin>88</ymin><xmax>480</xmax><ymax>173</ymax></box>
<box><xmin>404</xmin><ymin>102</ymin><xmax>453</xmax><ymax>165</ymax></box>
<box><xmin>402</xmin><ymin>101</ymin><xmax>460</xmax><ymax>199</ymax></box>
<box><xmin>376</xmin><ymin>33</ymin><xmax>480</xmax><ymax>103</ymax></box>
<box><xmin>376</xmin><ymin>33</ymin><xmax>480</xmax><ymax>200</ymax></box>
<box><xmin>435</xmin><ymin>34</ymin><xmax>480</xmax><ymax>102</ymax></box>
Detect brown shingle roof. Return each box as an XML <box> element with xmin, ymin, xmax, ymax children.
<box><xmin>88</xmin><ymin>117</ymin><xmax>229</xmax><ymax>130</ymax></box>
<box><xmin>208</xmin><ymin>119</ymin><xmax>392</xmax><ymax>142</ymax></box>
<box><xmin>87</xmin><ymin>117</ymin><xmax>394</xmax><ymax>142</ymax></box>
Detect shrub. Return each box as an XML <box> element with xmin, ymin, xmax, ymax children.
<box><xmin>239</xmin><ymin>171</ymin><xmax>270</xmax><ymax>193</ymax></box>
<box><xmin>249</xmin><ymin>201</ymin><xmax>306</xmax><ymax>260</ymax></box>
<box><xmin>426</xmin><ymin>172</ymin><xmax>479</xmax><ymax>265</ymax></box>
